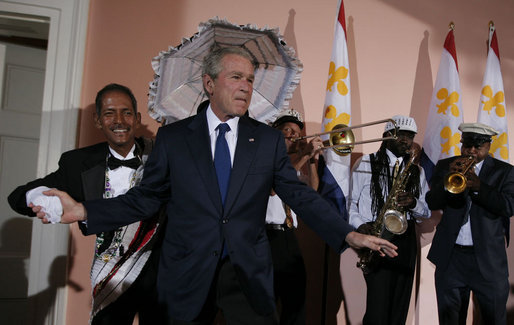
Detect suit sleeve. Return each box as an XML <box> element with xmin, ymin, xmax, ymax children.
<box><xmin>84</xmin><ymin>128</ymin><xmax>171</xmax><ymax>235</ymax></box>
<box><xmin>473</xmin><ymin>163</ymin><xmax>514</xmax><ymax>218</ymax></box>
<box><xmin>272</xmin><ymin>132</ymin><xmax>354</xmax><ymax>253</ymax></box>
<box><xmin>8</xmin><ymin>154</ymin><xmax>70</xmax><ymax>216</ymax></box>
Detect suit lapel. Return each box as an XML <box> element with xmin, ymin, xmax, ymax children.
<box><xmin>81</xmin><ymin>144</ymin><xmax>109</xmax><ymax>200</ymax></box>
<box><xmin>224</xmin><ymin>116</ymin><xmax>258</xmax><ymax>214</ymax></box>
<box><xmin>185</xmin><ymin>109</ymin><xmax>223</xmax><ymax>214</ymax></box>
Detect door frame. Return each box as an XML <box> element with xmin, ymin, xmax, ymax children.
<box><xmin>0</xmin><ymin>0</ymin><xmax>89</xmax><ymax>324</ymax></box>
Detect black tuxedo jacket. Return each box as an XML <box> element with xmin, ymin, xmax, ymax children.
<box><xmin>83</xmin><ymin>108</ymin><xmax>354</xmax><ymax>320</ymax></box>
<box><xmin>426</xmin><ymin>155</ymin><xmax>514</xmax><ymax>281</ymax></box>
<box><xmin>9</xmin><ymin>141</ymin><xmax>112</xmax><ymax>215</ymax></box>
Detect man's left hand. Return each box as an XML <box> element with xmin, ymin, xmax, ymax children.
<box><xmin>345</xmin><ymin>231</ymin><xmax>398</xmax><ymax>258</ymax></box>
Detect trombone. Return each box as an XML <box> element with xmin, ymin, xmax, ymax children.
<box><xmin>291</xmin><ymin>118</ymin><xmax>398</xmax><ymax>156</ymax></box>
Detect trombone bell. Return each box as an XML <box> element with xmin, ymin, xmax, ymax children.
<box><xmin>329</xmin><ymin>124</ymin><xmax>354</xmax><ymax>156</ymax></box>
<box><xmin>290</xmin><ymin>118</ymin><xmax>398</xmax><ymax>156</ymax></box>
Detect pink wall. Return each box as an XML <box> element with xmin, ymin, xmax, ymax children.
<box><xmin>68</xmin><ymin>0</ymin><xmax>514</xmax><ymax>323</ymax></box>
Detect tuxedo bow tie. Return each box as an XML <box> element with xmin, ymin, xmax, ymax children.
<box><xmin>107</xmin><ymin>156</ymin><xmax>141</xmax><ymax>170</ymax></box>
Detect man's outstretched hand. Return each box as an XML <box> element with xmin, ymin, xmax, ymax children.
<box><xmin>29</xmin><ymin>189</ymin><xmax>86</xmax><ymax>224</ymax></box>
<box><xmin>345</xmin><ymin>231</ymin><xmax>398</xmax><ymax>258</ymax></box>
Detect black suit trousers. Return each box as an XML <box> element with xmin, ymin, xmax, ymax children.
<box><xmin>362</xmin><ymin>221</ymin><xmax>417</xmax><ymax>325</ymax></box>
<box><xmin>434</xmin><ymin>246</ymin><xmax>509</xmax><ymax>325</ymax></box>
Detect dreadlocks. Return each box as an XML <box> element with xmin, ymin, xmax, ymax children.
<box><xmin>369</xmin><ymin>141</ymin><xmax>421</xmax><ymax>218</ymax></box>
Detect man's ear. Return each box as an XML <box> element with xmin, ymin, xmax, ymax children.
<box><xmin>203</xmin><ymin>74</ymin><xmax>214</xmax><ymax>96</ymax></box>
<box><xmin>135</xmin><ymin>112</ymin><xmax>142</xmax><ymax>128</ymax></box>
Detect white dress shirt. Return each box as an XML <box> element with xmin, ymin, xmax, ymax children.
<box><xmin>107</xmin><ymin>145</ymin><xmax>137</xmax><ymax>197</ymax></box>
<box><xmin>206</xmin><ymin>105</ymin><xmax>238</xmax><ymax>165</ymax></box>
<box><xmin>455</xmin><ymin>160</ymin><xmax>483</xmax><ymax>246</ymax></box>
<box><xmin>349</xmin><ymin>149</ymin><xmax>430</xmax><ymax>229</ymax></box>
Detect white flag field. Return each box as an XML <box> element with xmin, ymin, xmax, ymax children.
<box><xmin>420</xmin><ymin>25</ymin><xmax>464</xmax><ymax>182</ymax></box>
<box><xmin>477</xmin><ymin>22</ymin><xmax>509</xmax><ymax>162</ymax></box>
<box><xmin>318</xmin><ymin>0</ymin><xmax>351</xmax><ymax>217</ymax></box>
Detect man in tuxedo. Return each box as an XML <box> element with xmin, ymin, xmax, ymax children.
<box><xmin>426</xmin><ymin>122</ymin><xmax>514</xmax><ymax>324</ymax></box>
<box><xmin>8</xmin><ymin>83</ymin><xmax>165</xmax><ymax>324</ymax></box>
<box><xmin>33</xmin><ymin>47</ymin><xmax>397</xmax><ymax>325</ymax></box>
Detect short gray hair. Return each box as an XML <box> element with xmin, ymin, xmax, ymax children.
<box><xmin>202</xmin><ymin>46</ymin><xmax>258</xmax><ymax>84</ymax></box>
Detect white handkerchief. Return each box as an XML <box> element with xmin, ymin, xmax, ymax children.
<box><xmin>26</xmin><ymin>186</ymin><xmax>63</xmax><ymax>224</ymax></box>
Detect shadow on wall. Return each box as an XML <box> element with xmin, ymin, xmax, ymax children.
<box><xmin>0</xmin><ymin>218</ymin><xmax>83</xmax><ymax>324</ymax></box>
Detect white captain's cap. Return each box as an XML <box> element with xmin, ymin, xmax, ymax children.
<box><xmin>384</xmin><ymin>115</ymin><xmax>418</xmax><ymax>134</ymax></box>
<box><xmin>459</xmin><ymin>122</ymin><xmax>498</xmax><ymax>145</ymax></box>
<box><xmin>458</xmin><ymin>122</ymin><xmax>498</xmax><ymax>136</ymax></box>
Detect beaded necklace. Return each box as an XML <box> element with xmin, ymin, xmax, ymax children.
<box><xmin>94</xmin><ymin>155</ymin><xmax>138</xmax><ymax>262</ymax></box>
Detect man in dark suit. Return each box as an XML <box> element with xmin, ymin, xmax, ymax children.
<box><xmin>426</xmin><ymin>122</ymin><xmax>514</xmax><ymax>324</ymax></box>
<box><xmin>33</xmin><ymin>47</ymin><xmax>398</xmax><ymax>324</ymax></box>
<box><xmin>8</xmin><ymin>83</ymin><xmax>165</xmax><ymax>324</ymax></box>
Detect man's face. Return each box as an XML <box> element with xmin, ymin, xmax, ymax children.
<box><xmin>461</xmin><ymin>141</ymin><xmax>490</xmax><ymax>163</ymax></box>
<box><xmin>94</xmin><ymin>90</ymin><xmax>141</xmax><ymax>157</ymax></box>
<box><xmin>386</xmin><ymin>130</ymin><xmax>415</xmax><ymax>157</ymax></box>
<box><xmin>203</xmin><ymin>53</ymin><xmax>255</xmax><ymax>121</ymax></box>
<box><xmin>278</xmin><ymin>121</ymin><xmax>302</xmax><ymax>153</ymax></box>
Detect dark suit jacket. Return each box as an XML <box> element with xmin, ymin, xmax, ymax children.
<box><xmin>83</xmin><ymin>108</ymin><xmax>354</xmax><ymax>320</ymax></box>
<box><xmin>426</xmin><ymin>155</ymin><xmax>514</xmax><ymax>281</ymax></box>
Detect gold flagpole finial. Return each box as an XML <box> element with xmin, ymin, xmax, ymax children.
<box><xmin>488</xmin><ymin>20</ymin><xmax>494</xmax><ymax>28</ymax></box>
<box><xmin>449</xmin><ymin>22</ymin><xmax>455</xmax><ymax>31</ymax></box>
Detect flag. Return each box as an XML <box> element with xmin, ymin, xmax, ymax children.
<box><xmin>318</xmin><ymin>0</ymin><xmax>350</xmax><ymax>219</ymax></box>
<box><xmin>477</xmin><ymin>22</ymin><xmax>509</xmax><ymax>162</ymax></box>
<box><xmin>420</xmin><ymin>23</ymin><xmax>464</xmax><ymax>183</ymax></box>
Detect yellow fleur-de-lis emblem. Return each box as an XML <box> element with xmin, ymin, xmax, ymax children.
<box><xmin>481</xmin><ymin>85</ymin><xmax>505</xmax><ymax>117</ymax></box>
<box><xmin>436</xmin><ymin>88</ymin><xmax>460</xmax><ymax>117</ymax></box>
<box><xmin>490</xmin><ymin>133</ymin><xmax>509</xmax><ymax>160</ymax></box>
<box><xmin>440</xmin><ymin>126</ymin><xmax>461</xmax><ymax>156</ymax></box>
<box><xmin>324</xmin><ymin>105</ymin><xmax>350</xmax><ymax>132</ymax></box>
<box><xmin>326</xmin><ymin>61</ymin><xmax>349</xmax><ymax>96</ymax></box>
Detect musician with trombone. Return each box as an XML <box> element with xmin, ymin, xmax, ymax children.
<box><xmin>426</xmin><ymin>122</ymin><xmax>514</xmax><ymax>325</ymax></box>
<box><xmin>349</xmin><ymin>115</ymin><xmax>430</xmax><ymax>325</ymax></box>
<box><xmin>265</xmin><ymin>108</ymin><xmax>322</xmax><ymax>325</ymax></box>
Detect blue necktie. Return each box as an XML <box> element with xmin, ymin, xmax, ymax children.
<box><xmin>215</xmin><ymin>123</ymin><xmax>231</xmax><ymax>259</ymax></box>
<box><xmin>214</xmin><ymin>123</ymin><xmax>231</xmax><ymax>205</ymax></box>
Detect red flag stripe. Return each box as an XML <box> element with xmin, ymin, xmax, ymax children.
<box><xmin>337</xmin><ymin>0</ymin><xmax>347</xmax><ymax>39</ymax></box>
<box><xmin>490</xmin><ymin>30</ymin><xmax>500</xmax><ymax>61</ymax></box>
<box><xmin>444</xmin><ymin>30</ymin><xmax>459</xmax><ymax>72</ymax></box>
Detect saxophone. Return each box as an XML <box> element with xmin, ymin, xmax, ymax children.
<box><xmin>356</xmin><ymin>152</ymin><xmax>417</xmax><ymax>274</ymax></box>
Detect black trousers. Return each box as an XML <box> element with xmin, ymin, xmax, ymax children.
<box><xmin>362</xmin><ymin>220</ymin><xmax>417</xmax><ymax>325</ymax></box>
<box><xmin>92</xmin><ymin>249</ymin><xmax>167</xmax><ymax>325</ymax></box>
<box><xmin>267</xmin><ymin>227</ymin><xmax>306</xmax><ymax>325</ymax></box>
<box><xmin>167</xmin><ymin>258</ymin><xmax>279</xmax><ymax>325</ymax></box>
<box><xmin>434</xmin><ymin>245</ymin><xmax>509</xmax><ymax>325</ymax></box>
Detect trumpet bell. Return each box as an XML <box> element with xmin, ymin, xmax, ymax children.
<box><xmin>383</xmin><ymin>209</ymin><xmax>408</xmax><ymax>235</ymax></box>
<box><xmin>444</xmin><ymin>172</ymin><xmax>467</xmax><ymax>194</ymax></box>
<box><xmin>329</xmin><ymin>124</ymin><xmax>355</xmax><ymax>156</ymax></box>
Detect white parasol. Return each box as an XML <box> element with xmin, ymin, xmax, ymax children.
<box><xmin>148</xmin><ymin>17</ymin><xmax>303</xmax><ymax>125</ymax></box>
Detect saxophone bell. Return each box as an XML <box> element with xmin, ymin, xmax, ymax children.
<box><xmin>383</xmin><ymin>209</ymin><xmax>408</xmax><ymax>235</ymax></box>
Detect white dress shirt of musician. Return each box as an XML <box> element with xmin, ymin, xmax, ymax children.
<box><xmin>265</xmin><ymin>109</ymin><xmax>322</xmax><ymax>227</ymax></box>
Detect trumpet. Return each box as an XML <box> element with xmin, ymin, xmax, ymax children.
<box><xmin>291</xmin><ymin>118</ymin><xmax>398</xmax><ymax>156</ymax></box>
<box><xmin>444</xmin><ymin>156</ymin><xmax>476</xmax><ymax>194</ymax></box>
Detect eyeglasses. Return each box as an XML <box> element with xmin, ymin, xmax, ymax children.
<box><xmin>461</xmin><ymin>143</ymin><xmax>486</xmax><ymax>149</ymax></box>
